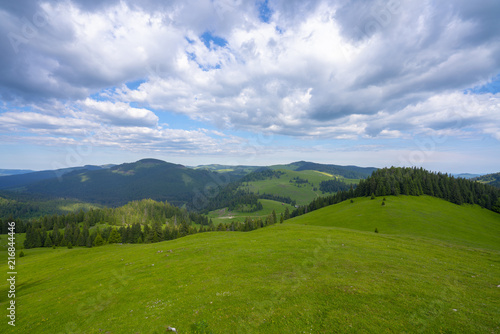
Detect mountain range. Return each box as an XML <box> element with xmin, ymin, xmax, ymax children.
<box><xmin>0</xmin><ymin>159</ymin><xmax>377</xmax><ymax>207</ymax></box>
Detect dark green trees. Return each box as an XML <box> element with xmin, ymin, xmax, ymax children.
<box><xmin>108</xmin><ymin>228</ymin><xmax>122</xmax><ymax>244</ymax></box>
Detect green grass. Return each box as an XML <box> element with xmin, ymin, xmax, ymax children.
<box><xmin>0</xmin><ymin>233</ymin><xmax>25</xmax><ymax>250</ymax></box>
<box><xmin>1</xmin><ymin>196</ymin><xmax>499</xmax><ymax>333</ymax></box>
<box><xmin>240</xmin><ymin>169</ymin><xmax>356</xmax><ymax>205</ymax></box>
<box><xmin>207</xmin><ymin>199</ymin><xmax>294</xmax><ymax>225</ymax></box>
<box><xmin>288</xmin><ymin>195</ymin><xmax>500</xmax><ymax>251</ymax></box>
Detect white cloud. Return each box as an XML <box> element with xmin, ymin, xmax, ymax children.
<box><xmin>81</xmin><ymin>98</ymin><xmax>159</xmax><ymax>127</ymax></box>
<box><xmin>0</xmin><ymin>0</ymin><xmax>499</xmax><ymax>170</ymax></box>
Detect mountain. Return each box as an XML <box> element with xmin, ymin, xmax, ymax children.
<box><xmin>452</xmin><ymin>173</ymin><xmax>483</xmax><ymax>179</ymax></box>
<box><xmin>0</xmin><ymin>165</ymin><xmax>107</xmax><ymax>190</ymax></box>
<box><xmin>0</xmin><ymin>169</ymin><xmax>34</xmax><ymax>176</ymax></box>
<box><xmin>473</xmin><ymin>172</ymin><xmax>500</xmax><ymax>188</ymax></box>
<box><xmin>193</xmin><ymin>164</ymin><xmax>262</xmax><ymax>179</ymax></box>
<box><xmin>24</xmin><ymin>159</ymin><xmax>226</xmax><ymax>207</ymax></box>
<box><xmin>270</xmin><ymin>161</ymin><xmax>377</xmax><ymax>179</ymax></box>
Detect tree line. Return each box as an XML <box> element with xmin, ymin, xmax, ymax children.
<box><xmin>22</xmin><ymin>202</ymin><xmax>284</xmax><ymax>250</ymax></box>
<box><xmin>319</xmin><ymin>179</ymin><xmax>354</xmax><ymax>194</ymax></box>
<box><xmin>291</xmin><ymin>167</ymin><xmax>500</xmax><ymax>218</ymax></box>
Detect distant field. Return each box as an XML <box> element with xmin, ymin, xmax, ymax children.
<box><xmin>289</xmin><ymin>195</ymin><xmax>500</xmax><ymax>251</ymax></box>
<box><xmin>207</xmin><ymin>199</ymin><xmax>294</xmax><ymax>225</ymax></box>
<box><xmin>239</xmin><ymin>169</ymin><xmax>357</xmax><ymax>205</ymax></box>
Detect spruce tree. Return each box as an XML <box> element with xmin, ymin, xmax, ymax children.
<box><xmin>93</xmin><ymin>233</ymin><xmax>105</xmax><ymax>246</ymax></box>
<box><xmin>52</xmin><ymin>222</ymin><xmax>60</xmax><ymax>247</ymax></box>
<box><xmin>86</xmin><ymin>234</ymin><xmax>93</xmax><ymax>248</ymax></box>
<box><xmin>284</xmin><ymin>207</ymin><xmax>290</xmax><ymax>220</ymax></box>
<box><xmin>108</xmin><ymin>228</ymin><xmax>122</xmax><ymax>244</ymax></box>
<box><xmin>44</xmin><ymin>235</ymin><xmax>53</xmax><ymax>247</ymax></box>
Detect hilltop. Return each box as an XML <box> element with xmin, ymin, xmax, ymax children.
<box><xmin>23</xmin><ymin>159</ymin><xmax>221</xmax><ymax>207</ymax></box>
<box><xmin>289</xmin><ymin>195</ymin><xmax>500</xmax><ymax>250</ymax></box>
<box><xmin>1</xmin><ymin>196</ymin><xmax>499</xmax><ymax>333</ymax></box>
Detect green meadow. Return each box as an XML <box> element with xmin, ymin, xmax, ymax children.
<box><xmin>290</xmin><ymin>195</ymin><xmax>500</xmax><ymax>251</ymax></box>
<box><xmin>239</xmin><ymin>169</ymin><xmax>356</xmax><ymax>205</ymax></box>
<box><xmin>1</xmin><ymin>196</ymin><xmax>499</xmax><ymax>333</ymax></box>
<box><xmin>207</xmin><ymin>199</ymin><xmax>294</xmax><ymax>225</ymax></box>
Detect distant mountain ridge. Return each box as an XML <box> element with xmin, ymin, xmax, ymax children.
<box><xmin>24</xmin><ymin>159</ymin><xmax>223</xmax><ymax>207</ymax></box>
<box><xmin>0</xmin><ymin>169</ymin><xmax>34</xmax><ymax>176</ymax></box>
<box><xmin>0</xmin><ymin>165</ymin><xmax>108</xmax><ymax>190</ymax></box>
<box><xmin>270</xmin><ymin>161</ymin><xmax>377</xmax><ymax>179</ymax></box>
<box><xmin>196</xmin><ymin>161</ymin><xmax>378</xmax><ymax>179</ymax></box>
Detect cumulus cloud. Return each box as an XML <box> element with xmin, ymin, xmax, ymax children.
<box><xmin>81</xmin><ymin>99</ymin><xmax>159</xmax><ymax>127</ymax></box>
<box><xmin>0</xmin><ymin>0</ymin><xmax>499</xmax><ymax>168</ymax></box>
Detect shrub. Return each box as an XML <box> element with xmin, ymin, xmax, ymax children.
<box><xmin>19</xmin><ymin>251</ymin><xmax>25</xmax><ymax>257</ymax></box>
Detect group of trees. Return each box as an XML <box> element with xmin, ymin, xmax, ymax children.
<box><xmin>257</xmin><ymin>193</ymin><xmax>296</xmax><ymax>206</ymax></box>
<box><xmin>319</xmin><ymin>179</ymin><xmax>354</xmax><ymax>194</ymax></box>
<box><xmin>291</xmin><ymin>167</ymin><xmax>500</xmax><ymax>218</ymax></box>
<box><xmin>23</xmin><ymin>219</ymin><xmax>202</xmax><ymax>249</ymax></box>
<box><xmin>193</xmin><ymin>182</ymin><xmax>265</xmax><ymax>214</ymax></box>
<box><xmin>2</xmin><ymin>199</ymin><xmax>209</xmax><ymax>236</ymax></box>
<box><xmin>22</xmin><ymin>204</ymin><xmax>283</xmax><ymax>249</ymax></box>
<box><xmin>240</xmin><ymin>169</ymin><xmax>284</xmax><ymax>182</ymax></box>
<box><xmin>356</xmin><ymin>167</ymin><xmax>500</xmax><ymax>210</ymax></box>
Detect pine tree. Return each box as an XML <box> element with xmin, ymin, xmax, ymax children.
<box><xmin>108</xmin><ymin>228</ymin><xmax>122</xmax><ymax>244</ymax></box>
<box><xmin>93</xmin><ymin>233</ymin><xmax>105</xmax><ymax>246</ymax></box>
<box><xmin>24</xmin><ymin>226</ymin><xmax>34</xmax><ymax>249</ymax></box>
<box><xmin>284</xmin><ymin>207</ymin><xmax>290</xmax><ymax>220</ymax></box>
<box><xmin>143</xmin><ymin>225</ymin><xmax>152</xmax><ymax>242</ymax></box>
<box><xmin>44</xmin><ymin>235</ymin><xmax>53</xmax><ymax>247</ymax></box>
<box><xmin>51</xmin><ymin>222</ymin><xmax>60</xmax><ymax>246</ymax></box>
<box><xmin>79</xmin><ymin>224</ymin><xmax>90</xmax><ymax>247</ymax></box>
<box><xmin>86</xmin><ymin>234</ymin><xmax>93</xmax><ymax>248</ymax></box>
<box><xmin>33</xmin><ymin>228</ymin><xmax>42</xmax><ymax>248</ymax></box>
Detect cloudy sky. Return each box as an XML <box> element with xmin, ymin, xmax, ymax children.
<box><xmin>0</xmin><ymin>0</ymin><xmax>499</xmax><ymax>173</ymax></box>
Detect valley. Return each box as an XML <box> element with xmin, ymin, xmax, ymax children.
<box><xmin>0</xmin><ymin>160</ymin><xmax>499</xmax><ymax>333</ymax></box>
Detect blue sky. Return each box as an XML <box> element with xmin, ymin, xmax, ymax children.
<box><xmin>0</xmin><ymin>0</ymin><xmax>499</xmax><ymax>173</ymax></box>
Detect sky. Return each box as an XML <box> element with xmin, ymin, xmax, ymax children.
<box><xmin>0</xmin><ymin>0</ymin><xmax>499</xmax><ymax>173</ymax></box>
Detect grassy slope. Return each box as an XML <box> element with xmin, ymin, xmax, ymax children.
<box><xmin>289</xmin><ymin>195</ymin><xmax>500</xmax><ymax>251</ymax></box>
<box><xmin>1</xmin><ymin>224</ymin><xmax>499</xmax><ymax>333</ymax></box>
<box><xmin>207</xmin><ymin>199</ymin><xmax>294</xmax><ymax>225</ymax></box>
<box><xmin>239</xmin><ymin>169</ymin><xmax>357</xmax><ymax>205</ymax></box>
<box><xmin>1</xmin><ymin>196</ymin><xmax>499</xmax><ymax>333</ymax></box>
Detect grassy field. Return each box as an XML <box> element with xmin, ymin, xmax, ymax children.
<box><xmin>207</xmin><ymin>199</ymin><xmax>294</xmax><ymax>225</ymax></box>
<box><xmin>289</xmin><ymin>195</ymin><xmax>500</xmax><ymax>251</ymax></box>
<box><xmin>239</xmin><ymin>169</ymin><xmax>357</xmax><ymax>205</ymax></box>
<box><xmin>1</xmin><ymin>195</ymin><xmax>499</xmax><ymax>333</ymax></box>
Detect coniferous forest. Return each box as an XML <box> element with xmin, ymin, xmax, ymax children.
<box><xmin>292</xmin><ymin>167</ymin><xmax>500</xmax><ymax>218</ymax></box>
<box><xmin>2</xmin><ymin>167</ymin><xmax>500</xmax><ymax>250</ymax></box>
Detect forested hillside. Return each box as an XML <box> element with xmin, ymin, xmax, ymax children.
<box><xmin>473</xmin><ymin>172</ymin><xmax>500</xmax><ymax>188</ymax></box>
<box><xmin>25</xmin><ymin>159</ymin><xmax>223</xmax><ymax>207</ymax></box>
<box><xmin>292</xmin><ymin>167</ymin><xmax>500</xmax><ymax>218</ymax></box>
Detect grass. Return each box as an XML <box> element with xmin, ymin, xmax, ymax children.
<box><xmin>1</xmin><ymin>196</ymin><xmax>499</xmax><ymax>333</ymax></box>
<box><xmin>207</xmin><ymin>199</ymin><xmax>294</xmax><ymax>225</ymax></box>
<box><xmin>239</xmin><ymin>169</ymin><xmax>357</xmax><ymax>205</ymax></box>
<box><xmin>288</xmin><ymin>195</ymin><xmax>500</xmax><ymax>251</ymax></box>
